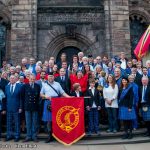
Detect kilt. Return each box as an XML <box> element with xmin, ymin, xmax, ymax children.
<box><xmin>42</xmin><ymin>100</ymin><xmax>52</xmax><ymax>122</ymax></box>
<box><xmin>141</xmin><ymin>107</ymin><xmax>150</xmax><ymax>121</ymax></box>
<box><xmin>119</xmin><ymin>106</ymin><xmax>136</xmax><ymax>120</ymax></box>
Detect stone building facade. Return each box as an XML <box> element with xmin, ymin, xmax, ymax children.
<box><xmin>0</xmin><ymin>0</ymin><xmax>150</xmax><ymax>64</ymax></box>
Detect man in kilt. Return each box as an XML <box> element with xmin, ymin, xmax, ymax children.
<box><xmin>139</xmin><ymin>76</ymin><xmax>150</xmax><ymax>137</ymax></box>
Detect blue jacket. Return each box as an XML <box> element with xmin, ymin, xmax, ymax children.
<box><xmin>5</xmin><ymin>83</ymin><xmax>22</xmax><ymax>112</ymax></box>
<box><xmin>26</xmin><ymin>64</ymin><xmax>36</xmax><ymax>75</ymax></box>
<box><xmin>130</xmin><ymin>82</ymin><xmax>139</xmax><ymax>106</ymax></box>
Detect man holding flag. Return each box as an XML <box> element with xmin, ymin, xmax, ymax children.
<box><xmin>40</xmin><ymin>72</ymin><xmax>71</xmax><ymax>143</ymax></box>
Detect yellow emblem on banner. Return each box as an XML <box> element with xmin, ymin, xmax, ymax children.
<box><xmin>56</xmin><ymin>106</ymin><xmax>80</xmax><ymax>133</ymax></box>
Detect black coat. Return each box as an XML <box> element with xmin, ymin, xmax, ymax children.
<box><xmin>138</xmin><ymin>86</ymin><xmax>150</xmax><ymax>108</ymax></box>
<box><xmin>21</xmin><ymin>83</ymin><xmax>40</xmax><ymax>111</ymax></box>
<box><xmin>55</xmin><ymin>76</ymin><xmax>70</xmax><ymax>94</ymax></box>
<box><xmin>85</xmin><ymin>88</ymin><xmax>101</xmax><ymax>107</ymax></box>
<box><xmin>0</xmin><ymin>78</ymin><xmax>9</xmax><ymax>92</ymax></box>
<box><xmin>70</xmin><ymin>91</ymin><xmax>84</xmax><ymax>97</ymax></box>
<box><xmin>134</xmin><ymin>72</ymin><xmax>142</xmax><ymax>86</ymax></box>
<box><xmin>118</xmin><ymin>87</ymin><xmax>133</xmax><ymax>109</ymax></box>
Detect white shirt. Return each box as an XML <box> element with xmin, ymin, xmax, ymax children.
<box><xmin>142</xmin><ymin>86</ymin><xmax>147</xmax><ymax>103</ymax></box>
<box><xmin>75</xmin><ymin>91</ymin><xmax>80</xmax><ymax>97</ymax></box>
<box><xmin>120</xmin><ymin>59</ymin><xmax>127</xmax><ymax>69</ymax></box>
<box><xmin>89</xmin><ymin>87</ymin><xmax>97</xmax><ymax>108</ymax></box>
<box><xmin>103</xmin><ymin>84</ymin><xmax>119</xmax><ymax>108</ymax></box>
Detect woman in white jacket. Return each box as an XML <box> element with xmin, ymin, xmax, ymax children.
<box><xmin>103</xmin><ymin>74</ymin><xmax>119</xmax><ymax>133</ymax></box>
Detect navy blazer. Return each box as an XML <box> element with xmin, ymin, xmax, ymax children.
<box><xmin>85</xmin><ymin>88</ymin><xmax>101</xmax><ymax>107</ymax></box>
<box><xmin>5</xmin><ymin>83</ymin><xmax>22</xmax><ymax>112</ymax></box>
<box><xmin>138</xmin><ymin>86</ymin><xmax>150</xmax><ymax>108</ymax></box>
<box><xmin>55</xmin><ymin>76</ymin><xmax>70</xmax><ymax>94</ymax></box>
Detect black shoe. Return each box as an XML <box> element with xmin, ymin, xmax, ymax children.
<box><xmin>33</xmin><ymin>138</ymin><xmax>39</xmax><ymax>143</ymax></box>
<box><xmin>122</xmin><ymin>134</ymin><xmax>129</xmax><ymax>139</ymax></box>
<box><xmin>23</xmin><ymin>138</ymin><xmax>32</xmax><ymax>142</ymax></box>
<box><xmin>5</xmin><ymin>137</ymin><xmax>13</xmax><ymax>142</ymax></box>
<box><xmin>143</xmin><ymin>132</ymin><xmax>150</xmax><ymax>137</ymax></box>
<box><xmin>14</xmin><ymin>138</ymin><xmax>20</xmax><ymax>142</ymax></box>
<box><xmin>45</xmin><ymin>137</ymin><xmax>52</xmax><ymax>143</ymax></box>
<box><xmin>128</xmin><ymin>133</ymin><xmax>133</xmax><ymax>139</ymax></box>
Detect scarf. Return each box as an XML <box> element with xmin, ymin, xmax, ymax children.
<box><xmin>119</xmin><ymin>84</ymin><xmax>132</xmax><ymax>102</ymax></box>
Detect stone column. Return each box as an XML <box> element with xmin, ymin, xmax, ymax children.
<box><xmin>11</xmin><ymin>0</ymin><xmax>37</xmax><ymax>64</ymax></box>
<box><xmin>104</xmin><ymin>0</ymin><xmax>131</xmax><ymax>58</ymax></box>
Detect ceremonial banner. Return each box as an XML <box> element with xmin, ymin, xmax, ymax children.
<box><xmin>134</xmin><ymin>25</ymin><xmax>150</xmax><ymax>60</ymax></box>
<box><xmin>51</xmin><ymin>97</ymin><xmax>85</xmax><ymax>145</ymax></box>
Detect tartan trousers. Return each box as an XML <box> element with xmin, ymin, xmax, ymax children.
<box><xmin>7</xmin><ymin>112</ymin><xmax>20</xmax><ymax>139</ymax></box>
<box><xmin>88</xmin><ymin>108</ymin><xmax>99</xmax><ymax>132</ymax></box>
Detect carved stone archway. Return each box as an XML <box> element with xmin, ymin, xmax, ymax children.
<box><xmin>47</xmin><ymin>33</ymin><xmax>95</xmax><ymax>59</ymax></box>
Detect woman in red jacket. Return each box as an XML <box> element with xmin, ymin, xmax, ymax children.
<box><xmin>70</xmin><ymin>70</ymin><xmax>88</xmax><ymax>94</ymax></box>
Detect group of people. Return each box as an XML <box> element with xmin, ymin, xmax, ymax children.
<box><xmin>0</xmin><ymin>51</ymin><xmax>150</xmax><ymax>143</ymax></box>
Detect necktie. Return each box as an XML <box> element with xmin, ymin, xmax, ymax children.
<box><xmin>10</xmin><ymin>85</ymin><xmax>14</xmax><ymax>95</ymax></box>
<box><xmin>31</xmin><ymin>83</ymin><xmax>34</xmax><ymax>88</ymax></box>
<box><xmin>143</xmin><ymin>86</ymin><xmax>146</xmax><ymax>102</ymax></box>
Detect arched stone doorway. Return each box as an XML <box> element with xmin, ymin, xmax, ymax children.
<box><xmin>46</xmin><ymin>34</ymin><xmax>94</xmax><ymax>60</ymax></box>
<box><xmin>56</xmin><ymin>46</ymin><xmax>81</xmax><ymax>64</ymax></box>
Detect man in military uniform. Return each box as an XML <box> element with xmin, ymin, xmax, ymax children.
<box><xmin>40</xmin><ymin>72</ymin><xmax>71</xmax><ymax>143</ymax></box>
<box><xmin>22</xmin><ymin>74</ymin><xmax>40</xmax><ymax>142</ymax></box>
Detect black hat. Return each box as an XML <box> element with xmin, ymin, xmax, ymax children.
<box><xmin>88</xmin><ymin>54</ymin><xmax>93</xmax><ymax>58</ymax></box>
<box><xmin>122</xmin><ymin>76</ymin><xmax>129</xmax><ymax>82</ymax></box>
<box><xmin>48</xmin><ymin>72</ymin><xmax>54</xmax><ymax>76</ymax></box>
<box><xmin>116</xmin><ymin>60</ymin><xmax>122</xmax><ymax>64</ymax></box>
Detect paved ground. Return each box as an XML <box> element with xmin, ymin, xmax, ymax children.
<box><xmin>0</xmin><ymin>140</ymin><xmax>150</xmax><ymax>150</ymax></box>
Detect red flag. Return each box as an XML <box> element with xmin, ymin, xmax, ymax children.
<box><xmin>51</xmin><ymin>97</ymin><xmax>85</xmax><ymax>145</ymax></box>
<box><xmin>134</xmin><ymin>25</ymin><xmax>150</xmax><ymax>60</ymax></box>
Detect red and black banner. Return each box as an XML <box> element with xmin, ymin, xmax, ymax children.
<box><xmin>51</xmin><ymin>97</ymin><xmax>85</xmax><ymax>145</ymax></box>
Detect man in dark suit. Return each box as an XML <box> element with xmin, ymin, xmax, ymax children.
<box><xmin>5</xmin><ymin>75</ymin><xmax>22</xmax><ymax>142</ymax></box>
<box><xmin>85</xmin><ymin>79</ymin><xmax>101</xmax><ymax>134</ymax></box>
<box><xmin>131</xmin><ymin>66</ymin><xmax>142</xmax><ymax>86</ymax></box>
<box><xmin>55</xmin><ymin>68</ymin><xmax>70</xmax><ymax>94</ymax></box>
<box><xmin>139</xmin><ymin>76</ymin><xmax>150</xmax><ymax>137</ymax></box>
<box><xmin>22</xmin><ymin>74</ymin><xmax>40</xmax><ymax>142</ymax></box>
<box><xmin>36</xmin><ymin>71</ymin><xmax>47</xmax><ymax>132</ymax></box>
<box><xmin>142</xmin><ymin>67</ymin><xmax>150</xmax><ymax>85</ymax></box>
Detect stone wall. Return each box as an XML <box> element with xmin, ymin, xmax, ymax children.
<box><xmin>37</xmin><ymin>6</ymin><xmax>105</xmax><ymax>61</ymax></box>
<box><xmin>11</xmin><ymin>0</ymin><xmax>37</xmax><ymax>64</ymax></box>
<box><xmin>104</xmin><ymin>0</ymin><xmax>131</xmax><ymax>58</ymax></box>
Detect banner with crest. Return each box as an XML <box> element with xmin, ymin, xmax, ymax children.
<box><xmin>51</xmin><ymin>97</ymin><xmax>85</xmax><ymax>145</ymax></box>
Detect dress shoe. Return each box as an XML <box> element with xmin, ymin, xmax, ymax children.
<box><xmin>45</xmin><ymin>137</ymin><xmax>52</xmax><ymax>143</ymax></box>
<box><xmin>128</xmin><ymin>133</ymin><xmax>133</xmax><ymax>139</ymax></box>
<box><xmin>5</xmin><ymin>137</ymin><xmax>13</xmax><ymax>142</ymax></box>
<box><xmin>23</xmin><ymin>138</ymin><xmax>32</xmax><ymax>142</ymax></box>
<box><xmin>122</xmin><ymin>134</ymin><xmax>129</xmax><ymax>139</ymax></box>
<box><xmin>14</xmin><ymin>138</ymin><xmax>20</xmax><ymax>142</ymax></box>
<box><xmin>33</xmin><ymin>138</ymin><xmax>39</xmax><ymax>143</ymax></box>
<box><xmin>143</xmin><ymin>132</ymin><xmax>150</xmax><ymax>137</ymax></box>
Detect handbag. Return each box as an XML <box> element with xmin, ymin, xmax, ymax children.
<box><xmin>142</xmin><ymin>103</ymin><xmax>149</xmax><ymax>112</ymax></box>
<box><xmin>142</xmin><ymin>106</ymin><xmax>149</xmax><ymax>112</ymax></box>
<box><xmin>46</xmin><ymin>82</ymin><xmax>61</xmax><ymax>111</ymax></box>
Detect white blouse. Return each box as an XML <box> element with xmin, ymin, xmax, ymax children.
<box><xmin>103</xmin><ymin>84</ymin><xmax>119</xmax><ymax>108</ymax></box>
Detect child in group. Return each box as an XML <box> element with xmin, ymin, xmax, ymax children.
<box><xmin>85</xmin><ymin>79</ymin><xmax>101</xmax><ymax>135</ymax></box>
<box><xmin>70</xmin><ymin>83</ymin><xmax>83</xmax><ymax>97</ymax></box>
